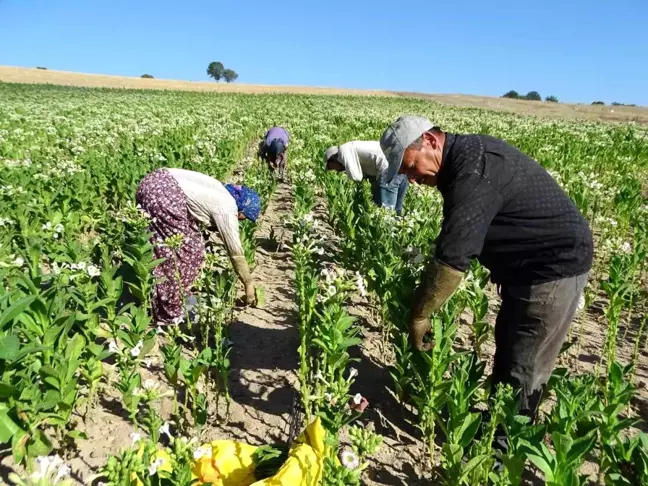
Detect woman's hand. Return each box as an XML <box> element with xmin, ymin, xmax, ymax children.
<box><xmin>244</xmin><ymin>283</ymin><xmax>258</xmax><ymax>307</ymax></box>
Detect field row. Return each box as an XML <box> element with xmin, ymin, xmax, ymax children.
<box><xmin>1</xmin><ymin>83</ymin><xmax>648</xmax><ymax>484</ymax></box>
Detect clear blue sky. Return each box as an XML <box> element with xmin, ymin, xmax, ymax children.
<box><xmin>1</xmin><ymin>0</ymin><xmax>647</xmax><ymax>105</ymax></box>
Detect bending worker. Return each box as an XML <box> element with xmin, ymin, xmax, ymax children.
<box><xmin>325</xmin><ymin>140</ymin><xmax>409</xmax><ymax>214</ymax></box>
<box><xmin>136</xmin><ymin>168</ymin><xmax>261</xmax><ymax>323</ymax></box>
<box><xmin>380</xmin><ymin>115</ymin><xmax>592</xmax><ymax>422</ymax></box>
<box><xmin>259</xmin><ymin>126</ymin><xmax>289</xmax><ymax>178</ymax></box>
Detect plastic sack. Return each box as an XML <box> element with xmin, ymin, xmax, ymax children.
<box><xmin>192</xmin><ymin>417</ymin><xmax>325</xmax><ymax>486</ymax></box>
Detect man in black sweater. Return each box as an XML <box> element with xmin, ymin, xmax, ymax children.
<box><xmin>380</xmin><ymin>116</ymin><xmax>593</xmax><ymax>420</ymax></box>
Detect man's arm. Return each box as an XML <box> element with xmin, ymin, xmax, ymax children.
<box><xmin>409</xmin><ymin>173</ymin><xmax>503</xmax><ymax>350</ymax></box>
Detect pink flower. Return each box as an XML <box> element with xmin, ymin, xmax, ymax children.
<box><xmin>349</xmin><ymin>393</ymin><xmax>369</xmax><ymax>413</ymax></box>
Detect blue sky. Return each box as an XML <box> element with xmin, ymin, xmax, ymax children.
<box><xmin>1</xmin><ymin>0</ymin><xmax>647</xmax><ymax>105</ymax></box>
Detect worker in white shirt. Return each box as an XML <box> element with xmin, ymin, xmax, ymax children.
<box><xmin>135</xmin><ymin>168</ymin><xmax>261</xmax><ymax>324</ymax></box>
<box><xmin>325</xmin><ymin>141</ymin><xmax>409</xmax><ymax>214</ymax></box>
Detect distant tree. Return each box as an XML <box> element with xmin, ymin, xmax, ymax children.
<box><xmin>545</xmin><ymin>95</ymin><xmax>559</xmax><ymax>103</ymax></box>
<box><xmin>611</xmin><ymin>102</ymin><xmax>622</xmax><ymax>106</ymax></box>
<box><xmin>502</xmin><ymin>90</ymin><xmax>520</xmax><ymax>99</ymax></box>
<box><xmin>591</xmin><ymin>101</ymin><xmax>605</xmax><ymax>105</ymax></box>
<box><xmin>524</xmin><ymin>91</ymin><xmax>542</xmax><ymax>101</ymax></box>
<box><xmin>207</xmin><ymin>61</ymin><xmax>225</xmax><ymax>82</ymax></box>
<box><xmin>36</xmin><ymin>66</ymin><xmax>47</xmax><ymax>70</ymax></box>
<box><xmin>141</xmin><ymin>74</ymin><xmax>154</xmax><ymax>79</ymax></box>
<box><xmin>223</xmin><ymin>69</ymin><xmax>239</xmax><ymax>83</ymax></box>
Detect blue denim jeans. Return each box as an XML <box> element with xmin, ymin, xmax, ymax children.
<box><xmin>371</xmin><ymin>173</ymin><xmax>409</xmax><ymax>214</ymax></box>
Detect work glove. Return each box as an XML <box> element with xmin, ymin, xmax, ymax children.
<box><xmin>409</xmin><ymin>260</ymin><xmax>463</xmax><ymax>351</ymax></box>
<box><xmin>244</xmin><ymin>282</ymin><xmax>257</xmax><ymax>307</ymax></box>
<box><xmin>231</xmin><ymin>255</ymin><xmax>257</xmax><ymax>307</ymax></box>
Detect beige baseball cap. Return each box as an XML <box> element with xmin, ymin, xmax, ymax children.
<box><xmin>380</xmin><ymin>115</ymin><xmax>435</xmax><ymax>182</ymax></box>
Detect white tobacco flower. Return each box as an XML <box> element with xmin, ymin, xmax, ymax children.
<box><xmin>54</xmin><ymin>223</ymin><xmax>64</xmax><ymax>234</ymax></box>
<box><xmin>30</xmin><ymin>455</ymin><xmax>69</xmax><ymax>482</ymax></box>
<box><xmin>348</xmin><ymin>368</ymin><xmax>358</xmax><ymax>379</ymax></box>
<box><xmin>314</xmin><ymin>246</ymin><xmax>325</xmax><ymax>256</ymax></box>
<box><xmin>149</xmin><ymin>458</ymin><xmax>165</xmax><ymax>476</ymax></box>
<box><xmin>340</xmin><ymin>448</ymin><xmax>360</xmax><ymax>470</ymax></box>
<box><xmin>620</xmin><ymin>242</ymin><xmax>632</xmax><ymax>254</ymax></box>
<box><xmin>142</xmin><ymin>379</ymin><xmax>158</xmax><ymax>391</ymax></box>
<box><xmin>159</xmin><ymin>422</ymin><xmax>173</xmax><ymax>439</ymax></box>
<box><xmin>193</xmin><ymin>445</ymin><xmax>211</xmax><ymax>460</ymax></box>
<box><xmin>130</xmin><ymin>432</ymin><xmax>142</xmax><ymax>444</ymax></box>
<box><xmin>130</xmin><ymin>340</ymin><xmax>143</xmax><ymax>357</ymax></box>
<box><xmin>577</xmin><ymin>294</ymin><xmax>586</xmax><ymax>312</ymax></box>
<box><xmin>355</xmin><ymin>272</ymin><xmax>367</xmax><ymax>297</ymax></box>
<box><xmin>412</xmin><ymin>254</ymin><xmax>425</xmax><ymax>265</ymax></box>
<box><xmin>54</xmin><ymin>463</ymin><xmax>71</xmax><ymax>483</ymax></box>
<box><xmin>108</xmin><ymin>340</ymin><xmax>120</xmax><ymax>354</ymax></box>
<box><xmin>13</xmin><ymin>257</ymin><xmax>24</xmax><ymax>267</ymax></box>
<box><xmin>352</xmin><ymin>393</ymin><xmax>363</xmax><ymax>405</ymax></box>
<box><xmin>87</xmin><ymin>264</ymin><xmax>101</xmax><ymax>277</ymax></box>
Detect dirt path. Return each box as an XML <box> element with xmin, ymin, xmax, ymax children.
<box><xmin>216</xmin><ymin>179</ymin><xmax>300</xmax><ymax>445</ymax></box>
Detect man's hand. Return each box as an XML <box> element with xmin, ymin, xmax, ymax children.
<box><xmin>244</xmin><ymin>283</ymin><xmax>257</xmax><ymax>307</ymax></box>
<box><xmin>408</xmin><ymin>260</ymin><xmax>464</xmax><ymax>352</ymax></box>
<box><xmin>409</xmin><ymin>316</ymin><xmax>433</xmax><ymax>351</ymax></box>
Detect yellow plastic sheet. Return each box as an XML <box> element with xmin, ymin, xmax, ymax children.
<box><xmin>192</xmin><ymin>417</ymin><xmax>326</xmax><ymax>486</ymax></box>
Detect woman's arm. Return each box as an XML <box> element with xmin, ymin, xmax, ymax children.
<box><xmin>212</xmin><ymin>212</ymin><xmax>256</xmax><ymax>305</ymax></box>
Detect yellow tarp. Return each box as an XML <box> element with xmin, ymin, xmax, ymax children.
<box><xmin>192</xmin><ymin>417</ymin><xmax>326</xmax><ymax>486</ymax></box>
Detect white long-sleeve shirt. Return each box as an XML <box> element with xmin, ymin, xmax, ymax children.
<box><xmin>337</xmin><ymin>141</ymin><xmax>388</xmax><ymax>182</ymax></box>
<box><xmin>167</xmin><ymin>168</ymin><xmax>244</xmax><ymax>257</ymax></box>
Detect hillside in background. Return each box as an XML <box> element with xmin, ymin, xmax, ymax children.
<box><xmin>1</xmin><ymin>65</ymin><xmax>647</xmax><ymax>124</ymax></box>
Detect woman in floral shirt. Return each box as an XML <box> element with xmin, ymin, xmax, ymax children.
<box><xmin>136</xmin><ymin>168</ymin><xmax>261</xmax><ymax>324</ymax></box>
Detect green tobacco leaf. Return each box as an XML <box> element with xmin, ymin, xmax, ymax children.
<box><xmin>65</xmin><ymin>333</ymin><xmax>86</xmax><ymax>362</ymax></box>
<box><xmin>458</xmin><ymin>412</ymin><xmax>482</xmax><ymax>448</ymax></box>
<box><xmin>0</xmin><ymin>383</ymin><xmax>18</xmax><ymax>399</ymax></box>
<box><xmin>460</xmin><ymin>455</ymin><xmax>488</xmax><ymax>480</ymax></box>
<box><xmin>27</xmin><ymin>430</ymin><xmax>53</xmax><ymax>457</ymax></box>
<box><xmin>340</xmin><ymin>337</ymin><xmax>362</xmax><ymax>349</ymax></box>
<box><xmin>255</xmin><ymin>286</ymin><xmax>265</xmax><ymax>307</ymax></box>
<box><xmin>11</xmin><ymin>427</ymin><xmax>27</xmax><ymax>464</ymax></box>
<box><xmin>0</xmin><ymin>335</ymin><xmax>20</xmax><ymax>361</ymax></box>
<box><xmin>0</xmin><ymin>405</ymin><xmax>21</xmax><ymax>442</ymax></box>
<box><xmin>565</xmin><ymin>431</ymin><xmax>597</xmax><ymax>465</ymax></box>
<box><xmin>0</xmin><ymin>296</ymin><xmax>36</xmax><ymax>330</ymax></box>
<box><xmin>66</xmin><ymin>430</ymin><xmax>88</xmax><ymax>440</ymax></box>
<box><xmin>527</xmin><ymin>453</ymin><xmax>554</xmax><ymax>480</ymax></box>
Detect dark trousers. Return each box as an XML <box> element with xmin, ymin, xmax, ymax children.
<box><xmin>492</xmin><ymin>273</ymin><xmax>588</xmax><ymax>419</ymax></box>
